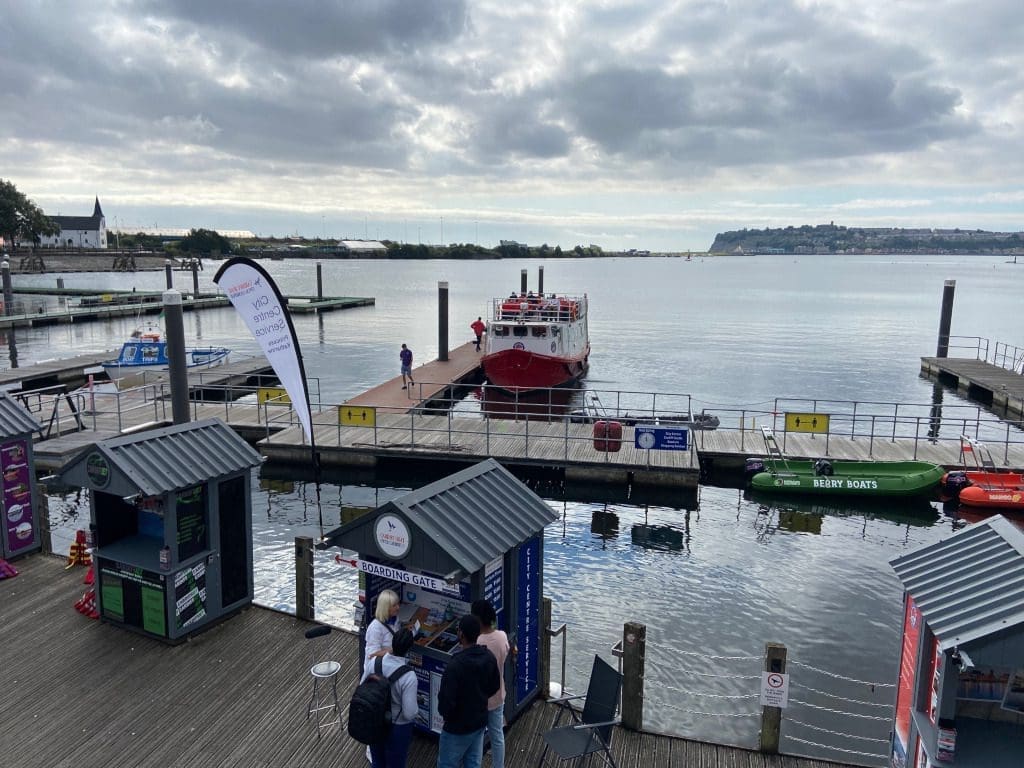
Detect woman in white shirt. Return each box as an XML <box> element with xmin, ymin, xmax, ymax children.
<box><xmin>365</xmin><ymin>589</ymin><xmax>401</xmax><ymax>661</ymax></box>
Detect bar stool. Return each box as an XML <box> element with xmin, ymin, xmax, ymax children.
<box><xmin>304</xmin><ymin>625</ymin><xmax>342</xmax><ymax>737</ymax></box>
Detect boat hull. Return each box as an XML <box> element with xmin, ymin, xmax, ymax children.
<box><xmin>102</xmin><ymin>344</ymin><xmax>231</xmax><ymax>376</ymax></box>
<box><xmin>481</xmin><ymin>347</ymin><xmax>589</xmax><ymax>392</ymax></box>
<box><xmin>750</xmin><ymin>460</ymin><xmax>944</xmax><ymax>498</ymax></box>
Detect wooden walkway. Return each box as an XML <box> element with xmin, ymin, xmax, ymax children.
<box><xmin>921</xmin><ymin>356</ymin><xmax>1024</xmax><ymax>418</ymax></box>
<box><xmin>0</xmin><ymin>555</ymin><xmax>859</xmax><ymax>768</ymax></box>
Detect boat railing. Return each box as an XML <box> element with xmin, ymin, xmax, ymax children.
<box><xmin>490</xmin><ymin>295</ymin><xmax>587</xmax><ymax>323</ymax></box>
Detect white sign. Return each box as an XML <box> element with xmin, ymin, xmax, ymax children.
<box><xmin>760</xmin><ymin>671</ymin><xmax>790</xmax><ymax>708</ymax></box>
<box><xmin>374</xmin><ymin>514</ymin><xmax>411</xmax><ymax>559</ymax></box>
<box><xmin>214</xmin><ymin>258</ymin><xmax>313</xmax><ymax>442</ymax></box>
<box><xmin>343</xmin><ymin>558</ymin><xmax>462</xmax><ymax>595</ymax></box>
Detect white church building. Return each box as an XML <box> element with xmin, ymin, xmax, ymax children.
<box><xmin>37</xmin><ymin>197</ymin><xmax>108</xmax><ymax>248</ymax></box>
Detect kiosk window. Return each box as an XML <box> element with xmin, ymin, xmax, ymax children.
<box><xmin>176</xmin><ymin>485</ymin><xmax>208</xmax><ymax>562</ymax></box>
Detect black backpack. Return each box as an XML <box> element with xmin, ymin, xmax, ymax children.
<box><xmin>347</xmin><ymin>656</ymin><xmax>414</xmax><ymax>745</ymax></box>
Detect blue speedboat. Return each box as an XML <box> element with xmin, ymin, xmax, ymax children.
<box><xmin>101</xmin><ymin>325</ymin><xmax>230</xmax><ymax>376</ymax></box>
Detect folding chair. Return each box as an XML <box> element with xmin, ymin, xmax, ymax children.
<box><xmin>538</xmin><ymin>654</ymin><xmax>622</xmax><ymax>768</ymax></box>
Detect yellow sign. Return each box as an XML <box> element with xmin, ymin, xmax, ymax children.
<box><xmin>257</xmin><ymin>387</ymin><xmax>291</xmax><ymax>405</ymax></box>
<box><xmin>785</xmin><ymin>412</ymin><xmax>829</xmax><ymax>434</ymax></box>
<box><xmin>339</xmin><ymin>405</ymin><xmax>376</xmax><ymax>427</ymax></box>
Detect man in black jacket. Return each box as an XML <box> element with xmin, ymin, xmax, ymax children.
<box><xmin>436</xmin><ymin>614</ymin><xmax>500</xmax><ymax>768</ymax></box>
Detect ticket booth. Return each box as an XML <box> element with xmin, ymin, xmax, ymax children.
<box><xmin>889</xmin><ymin>516</ymin><xmax>1024</xmax><ymax>768</ymax></box>
<box><xmin>57</xmin><ymin>419</ymin><xmax>262</xmax><ymax>644</ymax></box>
<box><xmin>0</xmin><ymin>393</ymin><xmax>43</xmax><ymax>560</ymax></box>
<box><xmin>320</xmin><ymin>458</ymin><xmax>558</xmax><ymax>733</ymax></box>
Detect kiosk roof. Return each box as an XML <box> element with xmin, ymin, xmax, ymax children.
<box><xmin>0</xmin><ymin>392</ymin><xmax>42</xmax><ymax>437</ymax></box>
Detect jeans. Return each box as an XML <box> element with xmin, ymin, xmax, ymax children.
<box><xmin>370</xmin><ymin>721</ymin><xmax>413</xmax><ymax>768</ymax></box>
<box><xmin>437</xmin><ymin>727</ymin><xmax>484</xmax><ymax>768</ymax></box>
<box><xmin>486</xmin><ymin>705</ymin><xmax>505</xmax><ymax>768</ymax></box>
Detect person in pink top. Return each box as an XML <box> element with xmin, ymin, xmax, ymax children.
<box><xmin>471</xmin><ymin>599</ymin><xmax>511</xmax><ymax>768</ymax></box>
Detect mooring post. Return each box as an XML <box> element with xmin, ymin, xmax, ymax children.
<box><xmin>438</xmin><ymin>281</ymin><xmax>449</xmax><ymax>361</ymax></box>
<box><xmin>1</xmin><ymin>259</ymin><xmax>12</xmax><ymax>316</ymax></box>
<box><xmin>191</xmin><ymin>261</ymin><xmax>200</xmax><ymax>298</ymax></box>
<box><xmin>936</xmin><ymin>279</ymin><xmax>956</xmax><ymax>358</ymax></box>
<box><xmin>162</xmin><ymin>290</ymin><xmax>190</xmax><ymax>424</ymax></box>
<box><xmin>57</xmin><ymin>277</ymin><xmax>65</xmax><ymax>290</ymax></box>
<box><xmin>295</xmin><ymin>536</ymin><xmax>314</xmax><ymax>621</ymax></box>
<box><xmin>540</xmin><ymin>597</ymin><xmax>552</xmax><ymax>699</ymax></box>
<box><xmin>538</xmin><ymin>265</ymin><xmax>545</xmax><ymax>295</ymax></box>
<box><xmin>164</xmin><ymin>259</ymin><xmax>173</xmax><ymax>289</ymax></box>
<box><xmin>316</xmin><ymin>262</ymin><xmax>323</xmax><ymax>300</ymax></box>
<box><xmin>520</xmin><ymin>268</ymin><xmax>528</xmax><ymax>294</ymax></box>
<box><xmin>621</xmin><ymin>621</ymin><xmax>646</xmax><ymax>730</ymax></box>
<box><xmin>759</xmin><ymin>642</ymin><xmax>788</xmax><ymax>753</ymax></box>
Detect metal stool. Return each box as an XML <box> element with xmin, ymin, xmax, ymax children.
<box><xmin>304</xmin><ymin>625</ymin><xmax>342</xmax><ymax>737</ymax></box>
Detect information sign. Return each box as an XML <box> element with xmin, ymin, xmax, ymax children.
<box><xmin>340</xmin><ymin>405</ymin><xmax>377</xmax><ymax>427</ymax></box>
<box><xmin>634</xmin><ymin>426</ymin><xmax>689</xmax><ymax>451</ymax></box>
<box><xmin>784</xmin><ymin>412</ymin><xmax>829</xmax><ymax>434</ymax></box>
<box><xmin>760</xmin><ymin>671</ymin><xmax>790</xmax><ymax>708</ymax></box>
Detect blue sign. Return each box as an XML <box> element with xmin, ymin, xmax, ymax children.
<box><xmin>634</xmin><ymin>426</ymin><xmax>689</xmax><ymax>450</ymax></box>
<box><xmin>516</xmin><ymin>535</ymin><xmax>540</xmax><ymax>703</ymax></box>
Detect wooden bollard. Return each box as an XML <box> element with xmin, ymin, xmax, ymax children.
<box><xmin>540</xmin><ymin>597</ymin><xmax>552</xmax><ymax>699</ymax></box>
<box><xmin>295</xmin><ymin>536</ymin><xmax>314</xmax><ymax>621</ymax></box>
<box><xmin>621</xmin><ymin>621</ymin><xmax>646</xmax><ymax>730</ymax></box>
<box><xmin>759</xmin><ymin>642</ymin><xmax>788</xmax><ymax>753</ymax></box>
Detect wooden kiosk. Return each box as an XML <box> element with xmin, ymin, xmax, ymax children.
<box><xmin>320</xmin><ymin>458</ymin><xmax>558</xmax><ymax>733</ymax></box>
<box><xmin>57</xmin><ymin>419</ymin><xmax>262</xmax><ymax>643</ymax></box>
<box><xmin>0</xmin><ymin>393</ymin><xmax>43</xmax><ymax>560</ymax></box>
<box><xmin>889</xmin><ymin>516</ymin><xmax>1024</xmax><ymax>767</ymax></box>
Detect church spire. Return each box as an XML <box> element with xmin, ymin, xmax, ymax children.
<box><xmin>93</xmin><ymin>196</ymin><xmax>104</xmax><ymax>219</ymax></box>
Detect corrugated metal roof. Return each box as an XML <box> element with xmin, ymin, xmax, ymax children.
<box><xmin>890</xmin><ymin>516</ymin><xmax>1024</xmax><ymax>650</ymax></box>
<box><xmin>0</xmin><ymin>393</ymin><xmax>42</xmax><ymax>437</ymax></box>
<box><xmin>61</xmin><ymin>418</ymin><xmax>262</xmax><ymax>496</ymax></box>
<box><xmin>323</xmin><ymin>459</ymin><xmax>559</xmax><ymax>575</ymax></box>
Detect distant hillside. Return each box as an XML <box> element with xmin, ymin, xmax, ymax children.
<box><xmin>709</xmin><ymin>224</ymin><xmax>1024</xmax><ymax>255</ymax></box>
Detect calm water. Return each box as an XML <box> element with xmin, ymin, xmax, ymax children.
<box><xmin>19</xmin><ymin>255</ymin><xmax>1024</xmax><ymax>765</ymax></box>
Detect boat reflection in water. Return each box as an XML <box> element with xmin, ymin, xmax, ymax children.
<box><xmin>747</xmin><ymin>491</ymin><xmax>940</xmax><ymax>540</ymax></box>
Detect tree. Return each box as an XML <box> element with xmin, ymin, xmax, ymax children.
<box><xmin>0</xmin><ymin>179</ymin><xmax>59</xmax><ymax>251</ymax></box>
<box><xmin>179</xmin><ymin>228</ymin><xmax>232</xmax><ymax>256</ymax></box>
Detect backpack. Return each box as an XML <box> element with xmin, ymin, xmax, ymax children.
<box><xmin>347</xmin><ymin>656</ymin><xmax>414</xmax><ymax>745</ymax></box>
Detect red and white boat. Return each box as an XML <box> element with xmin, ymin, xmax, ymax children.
<box><xmin>481</xmin><ymin>292</ymin><xmax>590</xmax><ymax>391</ymax></box>
<box><xmin>941</xmin><ymin>436</ymin><xmax>1024</xmax><ymax>511</ymax></box>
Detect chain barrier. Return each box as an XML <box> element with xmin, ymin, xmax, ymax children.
<box><xmin>786</xmin><ymin>717</ymin><xmax>890</xmax><ymax>743</ymax></box>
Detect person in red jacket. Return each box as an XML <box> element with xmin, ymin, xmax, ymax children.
<box><xmin>470</xmin><ymin>317</ymin><xmax>486</xmax><ymax>351</ymax></box>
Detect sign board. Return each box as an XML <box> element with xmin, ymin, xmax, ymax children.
<box><xmin>339</xmin><ymin>404</ymin><xmax>377</xmax><ymax>427</ymax></box>
<box><xmin>634</xmin><ymin>426</ymin><xmax>689</xmax><ymax>451</ymax></box>
<box><xmin>785</xmin><ymin>412</ymin><xmax>829</xmax><ymax>434</ymax></box>
<box><xmin>760</xmin><ymin>671</ymin><xmax>790</xmax><ymax>708</ymax></box>
<box><xmin>257</xmin><ymin>386</ymin><xmax>291</xmax><ymax>405</ymax></box>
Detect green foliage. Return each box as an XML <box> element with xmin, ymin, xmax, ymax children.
<box><xmin>0</xmin><ymin>179</ymin><xmax>59</xmax><ymax>248</ymax></box>
<box><xmin>179</xmin><ymin>228</ymin><xmax>232</xmax><ymax>255</ymax></box>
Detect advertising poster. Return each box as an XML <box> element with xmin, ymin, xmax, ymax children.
<box><xmin>174</xmin><ymin>561</ymin><xmax>207</xmax><ymax>629</ymax></box>
<box><xmin>484</xmin><ymin>555</ymin><xmax>504</xmax><ymax>622</ymax></box>
<box><xmin>516</xmin><ymin>535</ymin><xmax>540</xmax><ymax>703</ymax></box>
<box><xmin>2</xmin><ymin>438</ymin><xmax>35</xmax><ymax>555</ymax></box>
<box><xmin>892</xmin><ymin>595</ymin><xmax>921</xmax><ymax>768</ymax></box>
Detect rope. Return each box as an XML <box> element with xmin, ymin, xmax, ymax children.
<box><xmin>658</xmin><ymin>683</ymin><xmax>759</xmax><ymax>700</ymax></box>
<box><xmin>788</xmin><ymin>698</ymin><xmax>892</xmax><ymax>721</ymax></box>
<box><xmin>786</xmin><ymin>717</ymin><xmax>890</xmax><ymax>743</ymax></box>
<box><xmin>658</xmin><ymin>700</ymin><xmax>760</xmax><ymax>717</ymax></box>
<box><xmin>788</xmin><ymin>659</ymin><xmax>895</xmax><ymax>688</ymax></box>
<box><xmin>784</xmin><ymin>735</ymin><xmax>887</xmax><ymax>760</ymax></box>
<box><xmin>790</xmin><ymin>681</ymin><xmax>894</xmax><ymax>709</ymax></box>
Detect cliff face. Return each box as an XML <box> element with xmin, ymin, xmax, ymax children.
<box><xmin>709</xmin><ymin>225</ymin><xmax>1024</xmax><ymax>254</ymax></box>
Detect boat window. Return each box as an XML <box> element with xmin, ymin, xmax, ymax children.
<box><xmin>492</xmin><ymin>325</ymin><xmax>509</xmax><ymax>337</ymax></box>
<box><xmin>530</xmin><ymin>326</ymin><xmax>547</xmax><ymax>338</ymax></box>
<box><xmin>513</xmin><ymin>326</ymin><xmax>529</xmax><ymax>338</ymax></box>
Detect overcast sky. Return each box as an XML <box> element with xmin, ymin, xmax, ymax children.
<box><xmin>2</xmin><ymin>0</ymin><xmax>1021</xmax><ymax>251</ymax></box>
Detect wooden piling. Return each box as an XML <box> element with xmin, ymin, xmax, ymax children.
<box><xmin>621</xmin><ymin>620</ymin><xmax>646</xmax><ymax>730</ymax></box>
<box><xmin>759</xmin><ymin>642</ymin><xmax>788</xmax><ymax>753</ymax></box>
<box><xmin>936</xmin><ymin>279</ymin><xmax>956</xmax><ymax>358</ymax></box>
<box><xmin>295</xmin><ymin>536</ymin><xmax>314</xmax><ymax>621</ymax></box>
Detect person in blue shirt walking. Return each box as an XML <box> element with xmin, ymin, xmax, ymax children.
<box><xmin>400</xmin><ymin>344</ymin><xmax>415</xmax><ymax>389</ymax></box>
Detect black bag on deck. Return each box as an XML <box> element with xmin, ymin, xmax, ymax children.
<box><xmin>347</xmin><ymin>656</ymin><xmax>413</xmax><ymax>745</ymax></box>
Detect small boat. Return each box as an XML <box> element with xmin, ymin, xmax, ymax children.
<box><xmin>747</xmin><ymin>426</ymin><xmax>944</xmax><ymax>498</ymax></box>
<box><xmin>941</xmin><ymin>436</ymin><xmax>1024</xmax><ymax>511</ymax></box>
<box><xmin>101</xmin><ymin>324</ymin><xmax>231</xmax><ymax>376</ymax></box>
<box><xmin>481</xmin><ymin>291</ymin><xmax>590</xmax><ymax>391</ymax></box>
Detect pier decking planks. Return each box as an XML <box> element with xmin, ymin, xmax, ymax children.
<box><xmin>1</xmin><ymin>555</ymin><xmax>861</xmax><ymax>768</ymax></box>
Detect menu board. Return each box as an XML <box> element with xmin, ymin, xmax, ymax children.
<box><xmin>2</xmin><ymin>438</ymin><xmax>35</xmax><ymax>555</ymax></box>
<box><xmin>176</xmin><ymin>485</ymin><xmax>207</xmax><ymax>562</ymax></box>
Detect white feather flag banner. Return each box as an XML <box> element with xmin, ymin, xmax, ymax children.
<box><xmin>213</xmin><ymin>257</ymin><xmax>313</xmax><ymax>443</ymax></box>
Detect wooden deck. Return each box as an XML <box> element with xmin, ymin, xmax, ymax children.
<box><xmin>0</xmin><ymin>555</ymin><xmax>860</xmax><ymax>768</ymax></box>
<box><xmin>921</xmin><ymin>356</ymin><xmax>1024</xmax><ymax>418</ymax></box>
